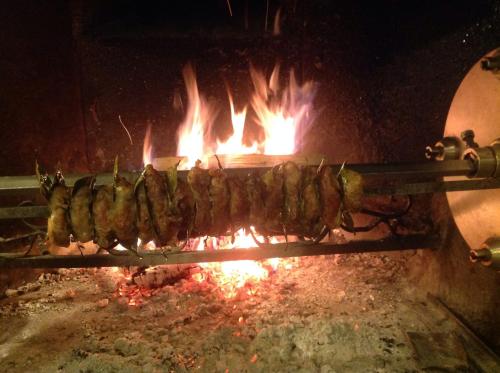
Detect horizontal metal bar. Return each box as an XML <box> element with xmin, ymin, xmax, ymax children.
<box><xmin>0</xmin><ymin>206</ymin><xmax>49</xmax><ymax>219</ymax></box>
<box><xmin>0</xmin><ymin>160</ymin><xmax>474</xmax><ymax>196</ymax></box>
<box><xmin>0</xmin><ymin>235</ymin><xmax>439</xmax><ymax>268</ymax></box>
<box><xmin>366</xmin><ymin>178</ymin><xmax>500</xmax><ymax>196</ymax></box>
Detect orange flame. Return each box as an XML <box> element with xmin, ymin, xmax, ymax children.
<box><xmin>176</xmin><ymin>64</ymin><xmax>217</xmax><ymax>169</ymax></box>
<box><xmin>143</xmin><ymin>123</ymin><xmax>153</xmax><ymax>166</ymax></box>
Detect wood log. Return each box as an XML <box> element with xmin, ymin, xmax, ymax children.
<box><xmin>152</xmin><ymin>154</ymin><xmax>325</xmax><ymax>171</ymax></box>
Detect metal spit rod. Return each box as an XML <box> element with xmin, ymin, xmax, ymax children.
<box><xmin>0</xmin><ymin>235</ymin><xmax>438</xmax><ymax>269</ymax></box>
<box><xmin>0</xmin><ymin>159</ymin><xmax>474</xmax><ymax>194</ymax></box>
<box><xmin>0</xmin><ymin>159</ymin><xmax>495</xmax><ymax>220</ymax></box>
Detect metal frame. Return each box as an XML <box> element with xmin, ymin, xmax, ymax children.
<box><xmin>0</xmin><ymin>235</ymin><xmax>438</xmax><ymax>269</ymax></box>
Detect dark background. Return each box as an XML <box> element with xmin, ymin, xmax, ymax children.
<box><xmin>0</xmin><ymin>0</ymin><xmax>499</xmax><ymax>351</ymax></box>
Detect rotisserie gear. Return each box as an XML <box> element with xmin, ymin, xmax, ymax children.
<box><xmin>37</xmin><ymin>162</ymin><xmax>363</xmax><ymax>250</ymax></box>
<box><xmin>69</xmin><ymin>176</ymin><xmax>95</xmax><ymax>243</ymax></box>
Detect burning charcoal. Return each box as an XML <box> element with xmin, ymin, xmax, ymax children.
<box><xmin>209</xmin><ymin>168</ymin><xmax>230</xmax><ymax>235</ymax></box>
<box><xmin>338</xmin><ymin>168</ymin><xmax>364</xmax><ymax>212</ymax></box>
<box><xmin>92</xmin><ymin>185</ymin><xmax>115</xmax><ymax>248</ymax></box>
<box><xmin>319</xmin><ymin>166</ymin><xmax>342</xmax><ymax>228</ymax></box>
<box><xmin>301</xmin><ymin>166</ymin><xmax>322</xmax><ymax>235</ymax></box>
<box><xmin>143</xmin><ymin>164</ymin><xmax>179</xmax><ymax>247</ymax></box>
<box><xmin>261</xmin><ymin>166</ymin><xmax>284</xmax><ymax>234</ymax></box>
<box><xmin>187</xmin><ymin>161</ymin><xmax>212</xmax><ymax>235</ymax></box>
<box><xmin>283</xmin><ymin>161</ymin><xmax>302</xmax><ymax>229</ymax></box>
<box><xmin>69</xmin><ymin>176</ymin><xmax>95</xmax><ymax>243</ymax></box>
<box><xmin>228</xmin><ymin>176</ymin><xmax>249</xmax><ymax>229</ymax></box>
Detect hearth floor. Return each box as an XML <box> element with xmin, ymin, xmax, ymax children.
<box><xmin>0</xmin><ymin>252</ymin><xmax>470</xmax><ymax>372</ymax></box>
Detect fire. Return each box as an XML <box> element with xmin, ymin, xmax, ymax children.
<box><xmin>169</xmin><ymin>63</ymin><xmax>316</xmax><ymax>298</ymax></box>
<box><xmin>176</xmin><ymin>64</ymin><xmax>217</xmax><ymax>169</ymax></box>
<box><xmin>215</xmin><ymin>92</ymin><xmax>258</xmax><ymax>155</ymax></box>
<box><xmin>142</xmin><ymin>123</ymin><xmax>153</xmax><ymax>166</ymax></box>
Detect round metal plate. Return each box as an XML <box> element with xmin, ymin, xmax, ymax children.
<box><xmin>445</xmin><ymin>48</ymin><xmax>500</xmax><ymax>250</ymax></box>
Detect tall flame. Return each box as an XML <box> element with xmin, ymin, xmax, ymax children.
<box><xmin>176</xmin><ymin>64</ymin><xmax>217</xmax><ymax>168</ymax></box>
<box><xmin>142</xmin><ymin>123</ymin><xmax>153</xmax><ymax>166</ymax></box>
<box><xmin>250</xmin><ymin>64</ymin><xmax>317</xmax><ymax>155</ymax></box>
<box><xmin>215</xmin><ymin>91</ymin><xmax>258</xmax><ymax>155</ymax></box>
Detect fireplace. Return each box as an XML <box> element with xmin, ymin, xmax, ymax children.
<box><xmin>0</xmin><ymin>1</ymin><xmax>499</xmax><ymax>371</ymax></box>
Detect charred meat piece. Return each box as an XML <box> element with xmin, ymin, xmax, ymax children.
<box><xmin>112</xmin><ymin>174</ymin><xmax>138</xmax><ymax>246</ymax></box>
<box><xmin>174</xmin><ymin>178</ymin><xmax>194</xmax><ymax>239</ymax></box>
<box><xmin>338</xmin><ymin>168</ymin><xmax>364</xmax><ymax>212</ymax></box>
<box><xmin>143</xmin><ymin>164</ymin><xmax>179</xmax><ymax>246</ymax></box>
<box><xmin>301</xmin><ymin>166</ymin><xmax>322</xmax><ymax>235</ymax></box>
<box><xmin>93</xmin><ymin>185</ymin><xmax>115</xmax><ymax>248</ymax></box>
<box><xmin>135</xmin><ymin>179</ymin><xmax>156</xmax><ymax>244</ymax></box>
<box><xmin>69</xmin><ymin>176</ymin><xmax>95</xmax><ymax>243</ymax></box>
<box><xmin>187</xmin><ymin>162</ymin><xmax>212</xmax><ymax>235</ymax></box>
<box><xmin>319</xmin><ymin>166</ymin><xmax>342</xmax><ymax>228</ymax></box>
<box><xmin>283</xmin><ymin>161</ymin><xmax>302</xmax><ymax>228</ymax></box>
<box><xmin>227</xmin><ymin>177</ymin><xmax>249</xmax><ymax>229</ymax></box>
<box><xmin>46</xmin><ymin>173</ymin><xmax>71</xmax><ymax>247</ymax></box>
<box><xmin>246</xmin><ymin>173</ymin><xmax>265</xmax><ymax>230</ymax></box>
<box><xmin>208</xmin><ymin>168</ymin><xmax>230</xmax><ymax>235</ymax></box>
<box><xmin>261</xmin><ymin>166</ymin><xmax>284</xmax><ymax>233</ymax></box>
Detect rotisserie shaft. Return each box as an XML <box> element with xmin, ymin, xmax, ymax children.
<box><xmin>37</xmin><ymin>162</ymin><xmax>363</xmax><ymax>250</ymax></box>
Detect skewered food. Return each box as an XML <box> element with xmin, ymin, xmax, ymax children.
<box><xmin>261</xmin><ymin>166</ymin><xmax>284</xmax><ymax>234</ymax></box>
<box><xmin>300</xmin><ymin>166</ymin><xmax>322</xmax><ymax>236</ymax></box>
<box><xmin>69</xmin><ymin>176</ymin><xmax>95</xmax><ymax>243</ymax></box>
<box><xmin>319</xmin><ymin>164</ymin><xmax>342</xmax><ymax>228</ymax></box>
<box><xmin>209</xmin><ymin>168</ymin><xmax>230</xmax><ymax>235</ymax></box>
<box><xmin>93</xmin><ymin>185</ymin><xmax>114</xmax><ymax>248</ymax></box>
<box><xmin>111</xmin><ymin>161</ymin><xmax>137</xmax><ymax>247</ymax></box>
<box><xmin>141</xmin><ymin>164</ymin><xmax>179</xmax><ymax>246</ymax></box>
<box><xmin>37</xmin><ymin>167</ymin><xmax>72</xmax><ymax>247</ymax></box>
<box><xmin>135</xmin><ymin>178</ymin><xmax>156</xmax><ymax>244</ymax></box>
<box><xmin>187</xmin><ymin>161</ymin><xmax>212</xmax><ymax>235</ymax></box>
<box><xmin>227</xmin><ymin>176</ymin><xmax>249</xmax><ymax>230</ymax></box>
<box><xmin>283</xmin><ymin>161</ymin><xmax>302</xmax><ymax>229</ymax></box>
<box><xmin>37</xmin><ymin>161</ymin><xmax>363</xmax><ymax>250</ymax></box>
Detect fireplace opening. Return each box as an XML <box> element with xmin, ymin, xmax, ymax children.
<box><xmin>0</xmin><ymin>1</ymin><xmax>499</xmax><ymax>372</ymax></box>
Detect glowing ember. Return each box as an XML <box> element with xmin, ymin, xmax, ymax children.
<box><xmin>190</xmin><ymin>229</ymin><xmax>293</xmax><ymax>298</ymax></box>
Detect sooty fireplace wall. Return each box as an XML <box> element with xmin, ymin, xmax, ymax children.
<box><xmin>0</xmin><ymin>1</ymin><xmax>499</xmax><ymax>371</ymax></box>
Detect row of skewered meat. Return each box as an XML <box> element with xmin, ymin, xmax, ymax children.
<box><xmin>36</xmin><ymin>160</ymin><xmax>363</xmax><ymax>251</ymax></box>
